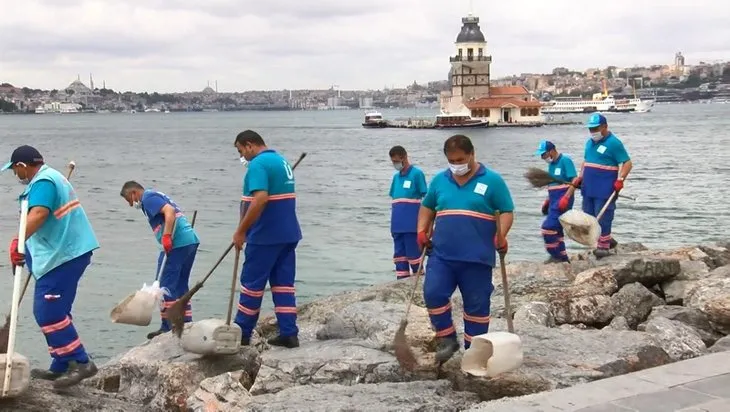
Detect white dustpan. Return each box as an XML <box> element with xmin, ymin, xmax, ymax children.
<box><xmin>1</xmin><ymin>199</ymin><xmax>31</xmax><ymax>398</ymax></box>
<box><xmin>559</xmin><ymin>191</ymin><xmax>617</xmax><ymax>247</ymax></box>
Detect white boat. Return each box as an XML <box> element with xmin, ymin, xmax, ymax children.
<box><xmin>362</xmin><ymin>111</ymin><xmax>387</xmax><ymax>128</ymax></box>
<box><xmin>34</xmin><ymin>107</ymin><xmax>46</xmax><ymax>114</ymax></box>
<box><xmin>542</xmin><ymin>79</ymin><xmax>654</xmax><ymax>114</ymax></box>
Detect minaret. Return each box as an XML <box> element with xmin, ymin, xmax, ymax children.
<box><xmin>449</xmin><ymin>9</ymin><xmax>491</xmax><ymax>102</ymax></box>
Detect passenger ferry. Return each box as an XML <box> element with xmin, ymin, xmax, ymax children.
<box><xmin>542</xmin><ymin>80</ymin><xmax>654</xmax><ymax>114</ymax></box>
<box><xmin>362</xmin><ymin>111</ymin><xmax>388</xmax><ymax>128</ymax></box>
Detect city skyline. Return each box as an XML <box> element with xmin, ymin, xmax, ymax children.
<box><xmin>2</xmin><ymin>0</ymin><xmax>729</xmax><ymax>93</ymax></box>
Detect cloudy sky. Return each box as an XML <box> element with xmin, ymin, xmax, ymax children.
<box><xmin>1</xmin><ymin>0</ymin><xmax>728</xmax><ymax>93</ymax></box>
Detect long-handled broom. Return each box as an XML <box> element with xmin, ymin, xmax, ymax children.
<box><xmin>168</xmin><ymin>152</ymin><xmax>308</xmax><ymax>337</ymax></box>
<box><xmin>393</xmin><ymin>244</ymin><xmax>429</xmax><ymax>371</ymax></box>
<box><xmin>0</xmin><ymin>161</ymin><xmax>76</xmax><ymax>354</ymax></box>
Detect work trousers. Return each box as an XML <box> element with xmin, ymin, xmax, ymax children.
<box><xmin>392</xmin><ymin>232</ymin><xmax>422</xmax><ymax>279</ymax></box>
<box><xmin>423</xmin><ymin>255</ymin><xmax>493</xmax><ymax>349</ymax></box>
<box><xmin>34</xmin><ymin>252</ymin><xmax>92</xmax><ymax>373</ymax></box>
<box><xmin>582</xmin><ymin>196</ymin><xmax>616</xmax><ymax>249</ymax></box>
<box><xmin>157</xmin><ymin>243</ymin><xmax>198</xmax><ymax>331</ymax></box>
<box><xmin>235</xmin><ymin>242</ymin><xmax>299</xmax><ymax>339</ymax></box>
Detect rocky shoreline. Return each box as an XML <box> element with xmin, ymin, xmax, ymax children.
<box><xmin>2</xmin><ymin>241</ymin><xmax>730</xmax><ymax>411</ymax></box>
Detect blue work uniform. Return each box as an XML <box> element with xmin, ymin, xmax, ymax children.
<box><xmin>389</xmin><ymin>165</ymin><xmax>427</xmax><ymax>279</ymax></box>
<box><xmin>581</xmin><ymin>133</ymin><xmax>630</xmax><ymax>249</ymax></box>
<box><xmin>236</xmin><ymin>150</ymin><xmax>302</xmax><ymax>339</ymax></box>
<box><xmin>19</xmin><ymin>165</ymin><xmax>99</xmax><ymax>374</ymax></box>
<box><xmin>421</xmin><ymin>163</ymin><xmax>514</xmax><ymax>349</ymax></box>
<box><xmin>542</xmin><ymin>154</ymin><xmax>577</xmax><ymax>261</ymax></box>
<box><xmin>140</xmin><ymin>190</ymin><xmax>200</xmax><ymax>332</ymax></box>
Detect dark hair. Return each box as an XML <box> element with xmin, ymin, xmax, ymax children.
<box><xmin>235</xmin><ymin>130</ymin><xmax>266</xmax><ymax>147</ymax></box>
<box><xmin>120</xmin><ymin>180</ymin><xmax>144</xmax><ymax>197</ymax></box>
<box><xmin>443</xmin><ymin>135</ymin><xmax>474</xmax><ymax>155</ymax></box>
<box><xmin>389</xmin><ymin>145</ymin><xmax>407</xmax><ymax>158</ymax></box>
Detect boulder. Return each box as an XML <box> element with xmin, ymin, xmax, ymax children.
<box><xmin>439</xmin><ymin>319</ymin><xmax>672</xmax><ymax>401</ymax></box>
<box><xmin>514</xmin><ymin>302</ymin><xmax>554</xmax><ymax>327</ymax></box>
<box><xmin>646</xmin><ymin>305</ymin><xmax>723</xmax><ymax>346</ymax></box>
<box><xmin>660</xmin><ymin>260</ymin><xmax>711</xmax><ymax>304</ymax></box>
<box><xmin>698</xmin><ymin>244</ymin><xmax>730</xmax><ymax>269</ymax></box>
<box><xmin>87</xmin><ymin>332</ymin><xmax>261</xmax><ymax>411</ymax></box>
<box><xmin>0</xmin><ymin>379</ymin><xmax>139</xmax><ymax>411</ymax></box>
<box><xmin>245</xmin><ymin>380</ymin><xmax>480</xmax><ymax>411</ymax></box>
<box><xmin>643</xmin><ymin>317</ymin><xmax>706</xmax><ymax>361</ymax></box>
<box><xmin>550</xmin><ymin>295</ymin><xmax>614</xmax><ymax>326</ymax></box>
<box><xmin>709</xmin><ymin>335</ymin><xmax>730</xmax><ymax>353</ymax></box>
<box><xmin>185</xmin><ymin>371</ymin><xmax>252</xmax><ymax>412</ymax></box>
<box><xmin>610</xmin><ymin>282</ymin><xmax>664</xmax><ymax>329</ymax></box>
<box><xmin>685</xmin><ymin>271</ymin><xmax>730</xmax><ymax>335</ymax></box>
<box><xmin>606</xmin><ymin>316</ymin><xmax>630</xmax><ymax>331</ymax></box>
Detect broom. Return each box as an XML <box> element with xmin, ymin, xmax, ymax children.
<box><xmin>168</xmin><ymin>151</ymin><xmax>308</xmax><ymax>337</ymax></box>
<box><xmin>393</xmin><ymin>244</ymin><xmax>429</xmax><ymax>371</ymax></box>
<box><xmin>524</xmin><ymin>167</ymin><xmax>635</xmax><ymax>200</ymax></box>
<box><xmin>0</xmin><ymin>161</ymin><xmax>76</xmax><ymax>354</ymax></box>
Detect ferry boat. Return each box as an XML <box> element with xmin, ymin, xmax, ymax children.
<box><xmin>542</xmin><ymin>80</ymin><xmax>654</xmax><ymax>114</ymax></box>
<box><xmin>433</xmin><ymin>113</ymin><xmax>489</xmax><ymax>129</ymax></box>
<box><xmin>362</xmin><ymin>111</ymin><xmax>387</xmax><ymax>128</ymax></box>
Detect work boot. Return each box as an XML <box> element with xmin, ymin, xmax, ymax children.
<box><xmin>30</xmin><ymin>368</ymin><xmax>63</xmax><ymax>381</ymax></box>
<box><xmin>593</xmin><ymin>248</ymin><xmax>611</xmax><ymax>259</ymax></box>
<box><xmin>241</xmin><ymin>336</ymin><xmax>250</xmax><ymax>346</ymax></box>
<box><xmin>52</xmin><ymin>361</ymin><xmax>98</xmax><ymax>389</ymax></box>
<box><xmin>543</xmin><ymin>256</ymin><xmax>569</xmax><ymax>264</ymax></box>
<box><xmin>146</xmin><ymin>329</ymin><xmax>165</xmax><ymax>340</ymax></box>
<box><xmin>609</xmin><ymin>238</ymin><xmax>618</xmax><ymax>250</ymax></box>
<box><xmin>267</xmin><ymin>335</ymin><xmax>299</xmax><ymax>348</ymax></box>
<box><xmin>435</xmin><ymin>335</ymin><xmax>460</xmax><ymax>364</ymax></box>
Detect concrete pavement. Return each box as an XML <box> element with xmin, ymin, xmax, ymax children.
<box><xmin>468</xmin><ymin>351</ymin><xmax>730</xmax><ymax>411</ymax></box>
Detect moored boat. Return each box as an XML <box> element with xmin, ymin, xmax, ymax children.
<box><xmin>434</xmin><ymin>113</ymin><xmax>489</xmax><ymax>128</ymax></box>
<box><xmin>362</xmin><ymin>111</ymin><xmax>387</xmax><ymax>128</ymax></box>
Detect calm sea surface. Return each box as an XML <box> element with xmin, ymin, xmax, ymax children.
<box><xmin>0</xmin><ymin>103</ymin><xmax>729</xmax><ymax>366</ymax></box>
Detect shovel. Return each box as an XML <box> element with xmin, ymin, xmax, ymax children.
<box><xmin>559</xmin><ymin>191</ymin><xmax>617</xmax><ymax>247</ymax></box>
<box><xmin>461</xmin><ymin>211</ymin><xmax>523</xmax><ymax>377</ymax></box>
<box><xmin>0</xmin><ymin>199</ymin><xmax>31</xmax><ymax>398</ymax></box>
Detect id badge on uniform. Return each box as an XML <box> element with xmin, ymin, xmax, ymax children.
<box><xmin>597</xmin><ymin>145</ymin><xmax>607</xmax><ymax>154</ymax></box>
<box><xmin>554</xmin><ymin>168</ymin><xmax>562</xmax><ymax>176</ymax></box>
<box><xmin>474</xmin><ymin>183</ymin><xmax>488</xmax><ymax>195</ymax></box>
<box><xmin>403</xmin><ymin>180</ymin><xmax>412</xmax><ymax>189</ymax></box>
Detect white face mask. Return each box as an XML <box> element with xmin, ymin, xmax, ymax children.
<box><xmin>544</xmin><ymin>157</ymin><xmax>553</xmax><ymax>164</ymax></box>
<box><xmin>590</xmin><ymin>132</ymin><xmax>603</xmax><ymax>141</ymax></box>
<box><xmin>449</xmin><ymin>163</ymin><xmax>470</xmax><ymax>176</ymax></box>
<box><xmin>15</xmin><ymin>162</ymin><xmax>30</xmax><ymax>185</ymax></box>
<box><xmin>240</xmin><ymin>157</ymin><xmax>248</xmax><ymax>167</ymax></box>
<box><xmin>393</xmin><ymin>162</ymin><xmax>403</xmax><ymax>171</ymax></box>
<box><xmin>133</xmin><ymin>201</ymin><xmax>141</xmax><ymax>210</ymax></box>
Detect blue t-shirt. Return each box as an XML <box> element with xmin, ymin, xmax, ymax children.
<box><xmin>141</xmin><ymin>190</ymin><xmax>199</xmax><ymax>249</ymax></box>
<box><xmin>546</xmin><ymin>153</ymin><xmax>577</xmax><ymax>205</ymax></box>
<box><xmin>27</xmin><ymin>180</ymin><xmax>57</xmax><ymax>211</ymax></box>
<box><xmin>582</xmin><ymin>132</ymin><xmax>630</xmax><ymax>199</ymax></box>
<box><xmin>389</xmin><ymin>165</ymin><xmax>427</xmax><ymax>233</ymax></box>
<box><xmin>422</xmin><ymin>163</ymin><xmax>514</xmax><ymax>267</ymax></box>
<box><xmin>241</xmin><ymin>149</ymin><xmax>302</xmax><ymax>245</ymax></box>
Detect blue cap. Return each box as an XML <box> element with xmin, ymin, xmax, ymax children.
<box><xmin>1</xmin><ymin>145</ymin><xmax>44</xmax><ymax>172</ymax></box>
<box><xmin>586</xmin><ymin>113</ymin><xmax>607</xmax><ymax>128</ymax></box>
<box><xmin>534</xmin><ymin>140</ymin><xmax>555</xmax><ymax>157</ymax></box>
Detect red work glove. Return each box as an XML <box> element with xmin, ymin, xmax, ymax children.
<box><xmin>613</xmin><ymin>179</ymin><xmax>624</xmax><ymax>193</ymax></box>
<box><xmin>161</xmin><ymin>234</ymin><xmax>173</xmax><ymax>254</ymax></box>
<box><xmin>8</xmin><ymin>238</ymin><xmax>25</xmax><ymax>267</ymax></box>
<box><xmin>494</xmin><ymin>235</ymin><xmax>508</xmax><ymax>256</ymax></box>
<box><xmin>571</xmin><ymin>177</ymin><xmax>582</xmax><ymax>189</ymax></box>
<box><xmin>558</xmin><ymin>196</ymin><xmax>570</xmax><ymax>212</ymax></box>
<box><xmin>541</xmin><ymin>199</ymin><xmax>549</xmax><ymax>216</ymax></box>
<box><xmin>417</xmin><ymin>231</ymin><xmax>431</xmax><ymax>251</ymax></box>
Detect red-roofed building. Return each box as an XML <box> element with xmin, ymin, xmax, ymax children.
<box><xmin>439</xmin><ymin>13</ymin><xmax>544</xmax><ymax>125</ymax></box>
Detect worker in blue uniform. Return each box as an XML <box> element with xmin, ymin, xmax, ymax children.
<box><xmin>535</xmin><ymin>140</ymin><xmax>577</xmax><ymax>263</ymax></box>
<box><xmin>120</xmin><ymin>181</ymin><xmax>200</xmax><ymax>339</ymax></box>
<box><xmin>417</xmin><ymin>135</ymin><xmax>514</xmax><ymax>364</ymax></box>
<box><xmin>4</xmin><ymin>145</ymin><xmax>99</xmax><ymax>389</ymax></box>
<box><xmin>388</xmin><ymin>145</ymin><xmax>428</xmax><ymax>279</ymax></box>
<box><xmin>573</xmin><ymin>113</ymin><xmax>633</xmax><ymax>258</ymax></box>
<box><xmin>232</xmin><ymin>130</ymin><xmax>302</xmax><ymax>348</ymax></box>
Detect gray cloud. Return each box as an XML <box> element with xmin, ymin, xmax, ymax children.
<box><xmin>1</xmin><ymin>0</ymin><xmax>728</xmax><ymax>92</ymax></box>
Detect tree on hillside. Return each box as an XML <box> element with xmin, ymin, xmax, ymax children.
<box><xmin>0</xmin><ymin>99</ymin><xmax>18</xmax><ymax>112</ymax></box>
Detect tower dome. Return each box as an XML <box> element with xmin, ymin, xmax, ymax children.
<box><xmin>456</xmin><ymin>14</ymin><xmax>485</xmax><ymax>43</ymax></box>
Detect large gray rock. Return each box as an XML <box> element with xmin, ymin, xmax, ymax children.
<box><xmin>245</xmin><ymin>380</ymin><xmax>480</xmax><ymax>411</ymax></box>
<box><xmin>0</xmin><ymin>379</ymin><xmax>139</xmax><ymax>411</ymax></box>
<box><xmin>660</xmin><ymin>260</ymin><xmax>711</xmax><ymax>305</ymax></box>
<box><xmin>249</xmin><ymin>339</ymin><xmax>416</xmax><ymax>396</ymax></box>
<box><xmin>685</xmin><ymin>269</ymin><xmax>730</xmax><ymax>335</ymax></box>
<box><xmin>611</xmin><ymin>282</ymin><xmax>665</xmax><ymax>329</ymax></box>
<box><xmin>698</xmin><ymin>244</ymin><xmax>730</xmax><ymax>269</ymax></box>
<box><xmin>550</xmin><ymin>295</ymin><xmax>614</xmax><ymax>326</ymax></box>
<box><xmin>646</xmin><ymin>305</ymin><xmax>723</xmax><ymax>346</ymax></box>
<box><xmin>709</xmin><ymin>335</ymin><xmax>730</xmax><ymax>353</ymax></box>
<box><xmin>643</xmin><ymin>316</ymin><xmax>706</xmax><ymax>361</ymax></box>
<box><xmin>514</xmin><ymin>302</ymin><xmax>554</xmax><ymax>327</ymax></box>
<box><xmin>186</xmin><ymin>371</ymin><xmax>252</xmax><ymax>412</ymax></box>
<box><xmin>88</xmin><ymin>332</ymin><xmax>261</xmax><ymax>411</ymax></box>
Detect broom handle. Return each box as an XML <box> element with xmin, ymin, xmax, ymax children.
<box><xmin>226</xmin><ymin>248</ymin><xmax>241</xmax><ymax>325</ymax></box>
<box><xmin>404</xmin><ymin>246</ymin><xmax>428</xmax><ymax>319</ymax></box>
<box><xmin>549</xmin><ymin>173</ymin><xmax>635</xmax><ymax>201</ymax></box>
<box><xmin>495</xmin><ymin>211</ymin><xmax>514</xmax><ymax>334</ymax></box>
<box><xmin>155</xmin><ymin>220</ymin><xmax>178</xmax><ymax>282</ymax></box>
<box><xmin>199</xmin><ymin>243</ymin><xmax>235</xmax><ymax>286</ymax></box>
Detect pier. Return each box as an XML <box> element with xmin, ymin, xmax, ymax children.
<box><xmin>378</xmin><ymin>117</ymin><xmax>579</xmax><ymax>129</ymax></box>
